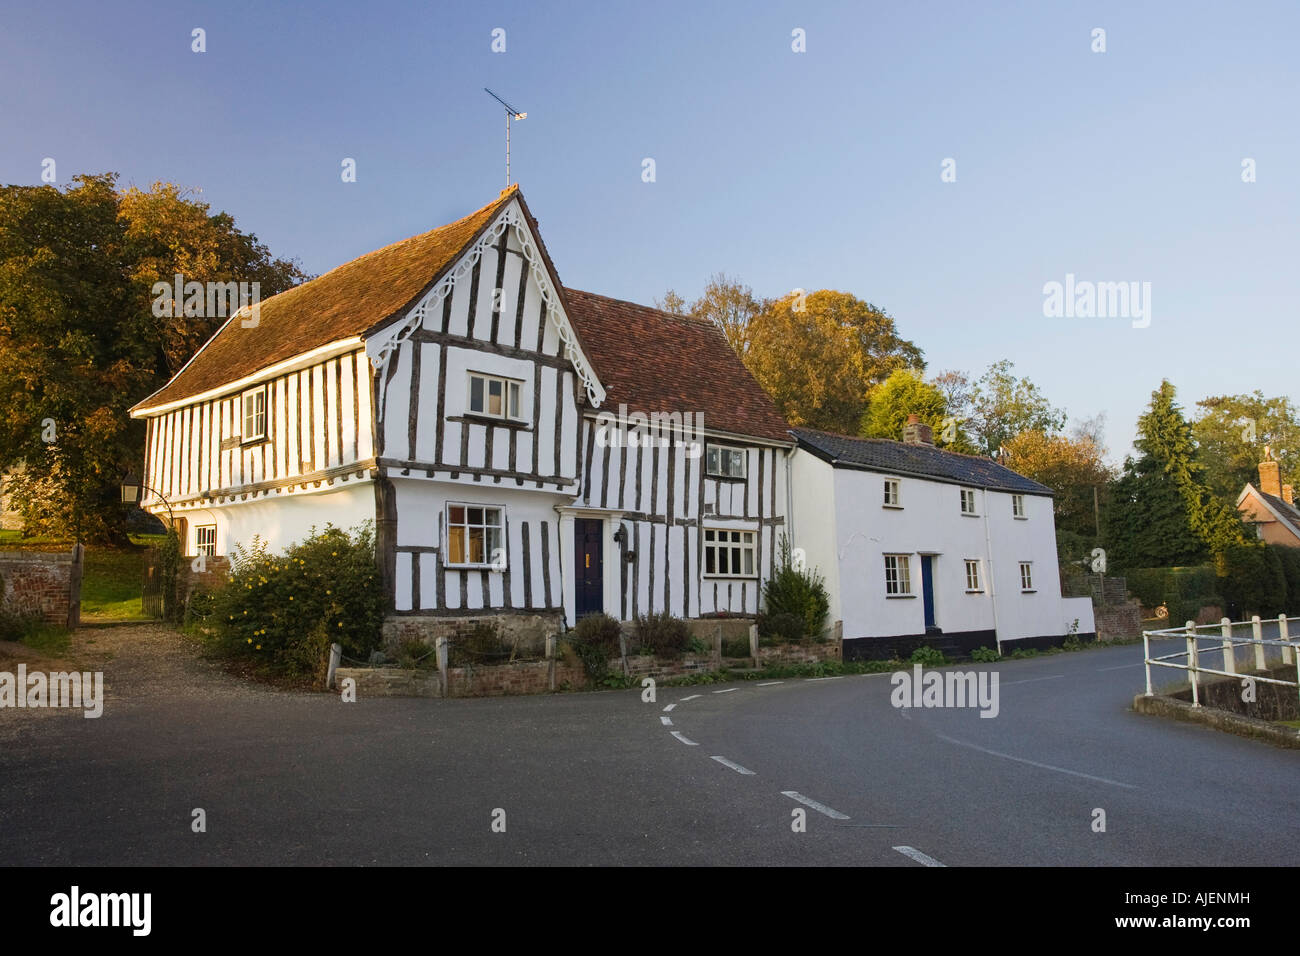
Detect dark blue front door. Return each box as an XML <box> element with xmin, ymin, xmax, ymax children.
<box><xmin>920</xmin><ymin>555</ymin><xmax>937</xmax><ymax>631</ymax></box>
<box><xmin>574</xmin><ymin>519</ymin><xmax>604</xmax><ymax>619</ymax></box>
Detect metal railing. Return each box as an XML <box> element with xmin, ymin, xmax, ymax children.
<box><xmin>1142</xmin><ymin>614</ymin><xmax>1300</xmax><ymax>706</ymax></box>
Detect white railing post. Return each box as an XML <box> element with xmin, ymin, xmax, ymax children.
<box><xmin>1142</xmin><ymin>630</ymin><xmax>1153</xmax><ymax>697</ymax></box>
<box><xmin>1220</xmin><ymin>617</ymin><xmax>1235</xmax><ymax>676</ymax></box>
<box><xmin>1186</xmin><ymin>622</ymin><xmax>1200</xmax><ymax>707</ymax></box>
<box><xmin>1281</xmin><ymin>615</ymin><xmax>1293</xmax><ymax>666</ymax></box>
<box><xmin>1252</xmin><ymin>615</ymin><xmax>1266</xmax><ymax>672</ymax></box>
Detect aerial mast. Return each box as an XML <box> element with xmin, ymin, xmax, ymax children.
<box><xmin>484</xmin><ymin>88</ymin><xmax>527</xmax><ymax>188</ymax></box>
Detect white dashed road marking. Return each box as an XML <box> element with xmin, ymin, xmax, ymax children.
<box><xmin>662</xmin><ymin>703</ymin><xmax>677</xmax><ymax>711</ymax></box>
<box><xmin>781</xmin><ymin>791</ymin><xmax>850</xmax><ymax>820</ymax></box>
<box><xmin>893</xmin><ymin>845</ymin><xmax>946</xmax><ymax>867</ymax></box>
<box><xmin>680</xmin><ymin>695</ymin><xmax>702</xmax><ymax>702</ymax></box>
<box><xmin>934</xmin><ymin>731</ymin><xmax>1137</xmax><ymax>789</ymax></box>
<box><xmin>660</xmin><ymin>716</ymin><xmax>673</xmax><ymax>726</ymax></box>
<box><xmin>999</xmin><ymin>674</ymin><xmax>1064</xmax><ymax>687</ymax></box>
<box><xmin>756</xmin><ymin>681</ymin><xmax>784</xmax><ymax>687</ymax></box>
<box><xmin>670</xmin><ymin>731</ymin><xmax>699</xmax><ymax>746</ymax></box>
<box><xmin>1097</xmin><ymin>662</ymin><xmax>1143</xmax><ymax>672</ymax></box>
<box><xmin>710</xmin><ymin>756</ymin><xmax>756</xmax><ymax>775</ymax></box>
<box><xmin>806</xmin><ymin>676</ymin><xmax>844</xmax><ymax>682</ymax></box>
<box><xmin>713</xmin><ymin>688</ymin><xmax>737</xmax><ymax>694</ymax></box>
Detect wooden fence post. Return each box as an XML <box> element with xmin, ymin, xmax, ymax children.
<box><xmin>436</xmin><ymin>636</ymin><xmax>449</xmax><ymax>698</ymax></box>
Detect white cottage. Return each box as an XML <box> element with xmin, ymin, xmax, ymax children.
<box><xmin>790</xmin><ymin>419</ymin><xmax>1095</xmax><ymax>659</ymax></box>
<box><xmin>128</xmin><ymin>186</ymin><xmax>793</xmax><ymax>641</ymax></box>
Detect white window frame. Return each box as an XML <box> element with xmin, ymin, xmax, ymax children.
<box><xmin>1019</xmin><ymin>561</ymin><xmax>1035</xmax><ymax>593</ymax></box>
<box><xmin>241</xmin><ymin>385</ymin><xmax>267</xmax><ymax>442</ymax></box>
<box><xmin>195</xmin><ymin>525</ymin><xmax>217</xmax><ymax>557</ymax></box>
<box><xmin>883</xmin><ymin>478</ymin><xmax>901</xmax><ymax>508</ymax></box>
<box><xmin>960</xmin><ymin>487</ymin><xmax>979</xmax><ymax>516</ymax></box>
<box><xmin>467</xmin><ymin>372</ymin><xmax>523</xmax><ymax>421</ymax></box>
<box><xmin>703</xmin><ymin>527</ymin><xmax>757</xmax><ymax>578</ymax></box>
<box><xmin>884</xmin><ymin>554</ymin><xmax>912</xmax><ymax>597</ymax></box>
<box><xmin>705</xmin><ymin>443</ymin><xmax>748</xmax><ymax>479</ymax></box>
<box><xmin>964</xmin><ymin>559</ymin><xmax>982</xmax><ymax>593</ymax></box>
<box><xmin>445</xmin><ymin>503</ymin><xmax>506</xmax><ymax>569</ymax></box>
<box><xmin>1012</xmin><ymin>494</ymin><xmax>1026</xmax><ymax>519</ymax></box>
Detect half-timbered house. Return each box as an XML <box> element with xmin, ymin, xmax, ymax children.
<box><xmin>129</xmin><ymin>186</ymin><xmax>794</xmax><ymax>642</ymax></box>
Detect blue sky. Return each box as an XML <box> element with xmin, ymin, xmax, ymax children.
<box><xmin>3</xmin><ymin>0</ymin><xmax>1297</xmax><ymax>462</ymax></box>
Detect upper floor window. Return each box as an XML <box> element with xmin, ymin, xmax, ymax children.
<box><xmin>884</xmin><ymin>554</ymin><xmax>912</xmax><ymax>596</ymax></box>
<box><xmin>1019</xmin><ymin>561</ymin><xmax>1035</xmax><ymax>592</ymax></box>
<box><xmin>706</xmin><ymin>444</ymin><xmax>747</xmax><ymax>479</ymax></box>
<box><xmin>468</xmin><ymin>372</ymin><xmax>521</xmax><ymax>421</ymax></box>
<box><xmin>1012</xmin><ymin>494</ymin><xmax>1026</xmax><ymax>518</ymax></box>
<box><xmin>704</xmin><ymin>528</ymin><xmax>756</xmax><ymax>577</ymax></box>
<box><xmin>447</xmin><ymin>504</ymin><xmax>505</xmax><ymax>568</ymax></box>
<box><xmin>242</xmin><ymin>386</ymin><xmax>267</xmax><ymax>442</ymax></box>
<box><xmin>883</xmin><ymin>479</ymin><xmax>901</xmax><ymax>508</ymax></box>
<box><xmin>195</xmin><ymin>525</ymin><xmax>216</xmax><ymax>557</ymax></box>
<box><xmin>960</xmin><ymin>488</ymin><xmax>978</xmax><ymax>515</ymax></box>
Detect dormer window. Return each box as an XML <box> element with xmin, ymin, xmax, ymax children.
<box><xmin>241</xmin><ymin>386</ymin><xmax>267</xmax><ymax>442</ymax></box>
<box><xmin>468</xmin><ymin>372</ymin><xmax>521</xmax><ymax>421</ymax></box>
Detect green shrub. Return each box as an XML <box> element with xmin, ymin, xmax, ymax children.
<box><xmin>757</xmin><ymin>611</ymin><xmax>804</xmax><ymax>644</ymax></box>
<box><xmin>909</xmin><ymin>645</ymin><xmax>946</xmax><ymax>667</ymax></box>
<box><xmin>970</xmin><ymin>646</ymin><xmax>1001</xmax><ymax>663</ymax></box>
<box><xmin>1275</xmin><ymin>546</ymin><xmax>1300</xmax><ymax>613</ymax></box>
<box><xmin>1124</xmin><ymin>567</ymin><xmax>1170</xmax><ymax>609</ymax></box>
<box><xmin>569</xmin><ymin>612</ymin><xmax>622</xmax><ymax>681</ymax></box>
<box><xmin>721</xmin><ymin>636</ymin><xmax>751</xmax><ymax>658</ymax></box>
<box><xmin>634</xmin><ymin>612</ymin><xmax>690</xmax><ymax>658</ymax></box>
<box><xmin>1215</xmin><ymin>544</ymin><xmax>1287</xmax><ymax>619</ymax></box>
<box><xmin>449</xmin><ymin>621</ymin><xmax>515</xmax><ymax>666</ymax></box>
<box><xmin>184</xmin><ymin>587</ymin><xmax>216</xmax><ymax>626</ymax></box>
<box><xmin>0</xmin><ymin>603</ymin><xmax>46</xmax><ymax>643</ymax></box>
<box><xmin>762</xmin><ymin>535</ymin><xmax>830</xmax><ymax>638</ymax></box>
<box><xmin>687</xmin><ymin>635</ymin><xmax>710</xmax><ymax>656</ymax></box>
<box><xmin>208</xmin><ymin>522</ymin><xmax>382</xmax><ymax>683</ymax></box>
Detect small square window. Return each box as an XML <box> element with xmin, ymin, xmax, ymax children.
<box><xmin>447</xmin><ymin>504</ymin><xmax>505</xmax><ymax>568</ymax></box>
<box><xmin>468</xmin><ymin>373</ymin><xmax>523</xmax><ymax>421</ymax></box>
<box><xmin>705</xmin><ymin>444</ymin><xmax>747</xmax><ymax>479</ymax></box>
<box><xmin>883</xmin><ymin>479</ymin><xmax>901</xmax><ymax>507</ymax></box>
<box><xmin>884</xmin><ymin>554</ymin><xmax>912</xmax><ymax>596</ymax></box>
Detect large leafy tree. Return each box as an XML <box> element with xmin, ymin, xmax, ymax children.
<box><xmin>1105</xmin><ymin>380</ymin><xmax>1245</xmax><ymax>570</ymax></box>
<box><xmin>965</xmin><ymin>360</ymin><xmax>1067</xmax><ymax>456</ymax></box>
<box><xmin>0</xmin><ymin>174</ymin><xmax>305</xmax><ymax>543</ymax></box>
<box><xmin>1192</xmin><ymin>391</ymin><xmax>1300</xmax><ymax>501</ymax></box>
<box><xmin>743</xmin><ymin>290</ymin><xmax>924</xmax><ymax>434</ymax></box>
<box><xmin>858</xmin><ymin>368</ymin><xmax>976</xmax><ymax>451</ymax></box>
<box><xmin>1001</xmin><ymin>427</ymin><xmax>1114</xmax><ymax>562</ymax></box>
<box><xmin>655</xmin><ymin>272</ymin><xmax>763</xmax><ymax>357</ymax></box>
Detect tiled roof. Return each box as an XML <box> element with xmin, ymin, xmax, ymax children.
<box><xmin>131</xmin><ymin>186</ymin><xmax>523</xmax><ymax>413</ymax></box>
<box><xmin>563</xmin><ymin>289</ymin><xmax>793</xmax><ymax>443</ymax></box>
<box><xmin>792</xmin><ymin>427</ymin><xmax>1055</xmax><ymax>496</ymax></box>
<box><xmin>1255</xmin><ymin>490</ymin><xmax>1300</xmax><ymax>537</ymax></box>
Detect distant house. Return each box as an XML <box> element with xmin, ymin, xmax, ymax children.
<box><xmin>128</xmin><ymin>185</ymin><xmax>792</xmax><ymax>640</ymax></box>
<box><xmin>789</xmin><ymin>417</ymin><xmax>1093</xmax><ymax>659</ymax></box>
<box><xmin>1236</xmin><ymin>450</ymin><xmax>1300</xmax><ymax>547</ymax></box>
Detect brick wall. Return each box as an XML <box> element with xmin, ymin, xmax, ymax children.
<box><xmin>756</xmin><ymin>641</ymin><xmax>842</xmax><ymax>666</ymax></box>
<box><xmin>1094</xmin><ymin>599</ymin><xmax>1142</xmax><ymax>640</ymax></box>
<box><xmin>382</xmin><ymin>612</ymin><xmax>563</xmax><ymax>658</ymax></box>
<box><xmin>0</xmin><ymin>549</ymin><xmax>79</xmax><ymax>627</ymax></box>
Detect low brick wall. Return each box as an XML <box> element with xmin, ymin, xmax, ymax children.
<box><xmin>382</xmin><ymin>612</ymin><xmax>562</xmax><ymax>658</ymax></box>
<box><xmin>1134</xmin><ymin>693</ymin><xmax>1300</xmax><ymax>749</ymax></box>
<box><xmin>179</xmin><ymin>555</ymin><xmax>230</xmax><ymax>601</ymax></box>
<box><xmin>334</xmin><ymin>667</ymin><xmax>440</xmax><ymax>698</ymax></box>
<box><xmin>1094</xmin><ymin>600</ymin><xmax>1142</xmax><ymax>641</ymax></box>
<box><xmin>447</xmin><ymin>660</ymin><xmax>586</xmax><ymax>697</ymax></box>
<box><xmin>0</xmin><ymin>548</ymin><xmax>80</xmax><ymax>627</ymax></box>
<box><xmin>756</xmin><ymin>641</ymin><xmax>841</xmax><ymax>666</ymax></box>
<box><xmin>622</xmin><ymin>654</ymin><xmax>718</xmax><ymax>680</ymax></box>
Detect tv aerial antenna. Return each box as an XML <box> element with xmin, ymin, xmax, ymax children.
<box><xmin>484</xmin><ymin>88</ymin><xmax>526</xmax><ymax>188</ymax></box>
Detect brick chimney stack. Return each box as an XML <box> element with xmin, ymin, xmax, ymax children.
<box><xmin>1258</xmin><ymin>448</ymin><xmax>1282</xmax><ymax>498</ymax></box>
<box><xmin>1284</xmin><ymin>484</ymin><xmax>1294</xmax><ymax>506</ymax></box>
<box><xmin>902</xmin><ymin>414</ymin><xmax>934</xmax><ymax>446</ymax></box>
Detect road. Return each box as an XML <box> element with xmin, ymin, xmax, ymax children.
<box><xmin>1</xmin><ymin>628</ymin><xmax>1296</xmax><ymax>866</ymax></box>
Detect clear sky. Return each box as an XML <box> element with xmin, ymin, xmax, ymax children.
<box><xmin>3</xmin><ymin>0</ymin><xmax>1296</xmax><ymax>462</ymax></box>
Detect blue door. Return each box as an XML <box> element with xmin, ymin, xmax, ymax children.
<box><xmin>920</xmin><ymin>555</ymin><xmax>937</xmax><ymax>632</ymax></box>
<box><xmin>574</xmin><ymin>519</ymin><xmax>604</xmax><ymax>619</ymax></box>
